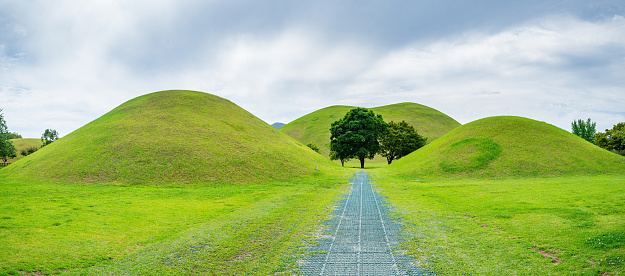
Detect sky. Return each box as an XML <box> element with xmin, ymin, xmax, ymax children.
<box><xmin>1</xmin><ymin>0</ymin><xmax>624</xmax><ymax>138</ymax></box>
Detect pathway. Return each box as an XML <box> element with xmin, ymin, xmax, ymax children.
<box><xmin>299</xmin><ymin>171</ymin><xmax>432</xmax><ymax>275</ymax></box>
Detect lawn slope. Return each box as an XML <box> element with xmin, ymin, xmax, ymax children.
<box><xmin>3</xmin><ymin>90</ymin><xmax>334</xmax><ymax>185</ymax></box>
<box><xmin>391</xmin><ymin>116</ymin><xmax>625</xmax><ymax>178</ymax></box>
<box><xmin>280</xmin><ymin>102</ymin><xmax>460</xmax><ymax>158</ymax></box>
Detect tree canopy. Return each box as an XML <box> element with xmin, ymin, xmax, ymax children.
<box><xmin>378</xmin><ymin>120</ymin><xmax>427</xmax><ymax>164</ymax></box>
<box><xmin>41</xmin><ymin>129</ymin><xmax>59</xmax><ymax>146</ymax></box>
<box><xmin>7</xmin><ymin>132</ymin><xmax>22</xmax><ymax>139</ymax></box>
<box><xmin>330</xmin><ymin>107</ymin><xmax>388</xmax><ymax>168</ymax></box>
<box><xmin>0</xmin><ymin>109</ymin><xmax>17</xmax><ymax>164</ymax></box>
<box><xmin>594</xmin><ymin>122</ymin><xmax>625</xmax><ymax>156</ymax></box>
<box><xmin>572</xmin><ymin>118</ymin><xmax>596</xmax><ymax>143</ymax></box>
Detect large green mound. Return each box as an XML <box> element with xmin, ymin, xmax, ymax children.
<box><xmin>3</xmin><ymin>90</ymin><xmax>333</xmax><ymax>185</ymax></box>
<box><xmin>280</xmin><ymin>103</ymin><xmax>460</xmax><ymax>158</ymax></box>
<box><xmin>390</xmin><ymin>116</ymin><xmax>625</xmax><ymax>178</ymax></box>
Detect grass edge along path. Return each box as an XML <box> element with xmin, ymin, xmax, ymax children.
<box><xmin>371</xmin><ymin>171</ymin><xmax>625</xmax><ymax>275</ymax></box>
<box><xmin>299</xmin><ymin>171</ymin><xmax>433</xmax><ymax>275</ymax></box>
<box><xmin>0</xmin><ymin>170</ymin><xmax>352</xmax><ymax>275</ymax></box>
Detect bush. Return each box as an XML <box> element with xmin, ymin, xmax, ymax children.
<box><xmin>20</xmin><ymin>147</ymin><xmax>39</xmax><ymax>157</ymax></box>
<box><xmin>306</xmin><ymin>143</ymin><xmax>320</xmax><ymax>153</ymax></box>
<box><xmin>27</xmin><ymin>147</ymin><xmax>38</xmax><ymax>155</ymax></box>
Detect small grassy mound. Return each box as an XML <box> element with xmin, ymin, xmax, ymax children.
<box><xmin>2</xmin><ymin>90</ymin><xmax>333</xmax><ymax>185</ymax></box>
<box><xmin>372</xmin><ymin>102</ymin><xmax>461</xmax><ymax>141</ymax></box>
<box><xmin>391</xmin><ymin>116</ymin><xmax>625</xmax><ymax>178</ymax></box>
<box><xmin>279</xmin><ymin>106</ymin><xmax>354</xmax><ymax>158</ymax></box>
<box><xmin>280</xmin><ymin>102</ymin><xmax>460</xmax><ymax>158</ymax></box>
<box><xmin>6</xmin><ymin>138</ymin><xmax>43</xmax><ymax>164</ymax></box>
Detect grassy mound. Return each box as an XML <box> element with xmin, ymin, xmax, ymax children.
<box><xmin>391</xmin><ymin>116</ymin><xmax>625</xmax><ymax>178</ymax></box>
<box><xmin>280</xmin><ymin>103</ymin><xmax>460</xmax><ymax>158</ymax></box>
<box><xmin>3</xmin><ymin>90</ymin><xmax>333</xmax><ymax>185</ymax></box>
<box><xmin>6</xmin><ymin>138</ymin><xmax>43</xmax><ymax>164</ymax></box>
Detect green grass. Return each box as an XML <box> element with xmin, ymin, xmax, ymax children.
<box><xmin>3</xmin><ymin>90</ymin><xmax>335</xmax><ymax>185</ymax></box>
<box><xmin>372</xmin><ymin>171</ymin><xmax>625</xmax><ymax>275</ymax></box>
<box><xmin>439</xmin><ymin>137</ymin><xmax>502</xmax><ymax>172</ymax></box>
<box><xmin>391</xmin><ymin>116</ymin><xmax>625</xmax><ymax>178</ymax></box>
<box><xmin>280</xmin><ymin>103</ymin><xmax>460</xmax><ymax>159</ymax></box>
<box><xmin>0</xmin><ymin>169</ymin><xmax>351</xmax><ymax>275</ymax></box>
<box><xmin>334</xmin><ymin>157</ymin><xmax>390</xmax><ymax>169</ymax></box>
<box><xmin>4</xmin><ymin>92</ymin><xmax>625</xmax><ymax>275</ymax></box>
<box><xmin>5</xmin><ymin>138</ymin><xmax>42</xmax><ymax>164</ymax></box>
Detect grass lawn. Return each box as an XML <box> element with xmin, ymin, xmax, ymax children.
<box><xmin>0</xmin><ymin>170</ymin><xmax>351</xmax><ymax>275</ymax></box>
<box><xmin>335</xmin><ymin>156</ymin><xmax>390</xmax><ymax>169</ymax></box>
<box><xmin>373</xmin><ymin>171</ymin><xmax>625</xmax><ymax>275</ymax></box>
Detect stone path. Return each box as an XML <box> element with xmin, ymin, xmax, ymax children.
<box><xmin>299</xmin><ymin>171</ymin><xmax>433</xmax><ymax>275</ymax></box>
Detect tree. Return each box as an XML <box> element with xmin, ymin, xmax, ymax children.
<box><xmin>572</xmin><ymin>118</ymin><xmax>596</xmax><ymax>143</ymax></box>
<box><xmin>306</xmin><ymin>143</ymin><xmax>320</xmax><ymax>153</ymax></box>
<box><xmin>378</xmin><ymin>120</ymin><xmax>427</xmax><ymax>164</ymax></box>
<box><xmin>330</xmin><ymin>107</ymin><xmax>388</xmax><ymax>168</ymax></box>
<box><xmin>329</xmin><ymin>150</ymin><xmax>350</xmax><ymax>167</ymax></box>
<box><xmin>0</xmin><ymin>109</ymin><xmax>17</xmax><ymax>165</ymax></box>
<box><xmin>594</xmin><ymin>122</ymin><xmax>625</xmax><ymax>156</ymax></box>
<box><xmin>7</xmin><ymin>132</ymin><xmax>22</xmax><ymax>139</ymax></box>
<box><xmin>41</xmin><ymin>129</ymin><xmax>59</xmax><ymax>146</ymax></box>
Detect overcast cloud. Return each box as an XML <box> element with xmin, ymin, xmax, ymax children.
<box><xmin>1</xmin><ymin>0</ymin><xmax>624</xmax><ymax>138</ymax></box>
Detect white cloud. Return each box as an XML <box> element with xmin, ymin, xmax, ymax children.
<box><xmin>340</xmin><ymin>15</ymin><xmax>625</xmax><ymax>130</ymax></box>
<box><xmin>0</xmin><ymin>1</ymin><xmax>624</xmax><ymax>137</ymax></box>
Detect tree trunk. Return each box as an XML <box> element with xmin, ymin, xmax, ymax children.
<box><xmin>359</xmin><ymin>156</ymin><xmax>365</xmax><ymax>168</ymax></box>
<box><xmin>387</xmin><ymin>156</ymin><xmax>394</xmax><ymax>165</ymax></box>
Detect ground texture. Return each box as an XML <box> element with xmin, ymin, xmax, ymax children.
<box><xmin>299</xmin><ymin>171</ymin><xmax>432</xmax><ymax>275</ymax></box>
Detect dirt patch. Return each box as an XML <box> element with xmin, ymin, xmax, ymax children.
<box><xmin>229</xmin><ymin>252</ymin><xmax>253</xmax><ymax>263</ymax></box>
<box><xmin>19</xmin><ymin>271</ymin><xmax>45</xmax><ymax>276</ymax></box>
<box><xmin>532</xmin><ymin>247</ymin><xmax>562</xmax><ymax>265</ymax></box>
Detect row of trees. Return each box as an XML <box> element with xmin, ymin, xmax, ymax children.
<box><xmin>329</xmin><ymin>108</ymin><xmax>426</xmax><ymax>168</ymax></box>
<box><xmin>0</xmin><ymin>108</ymin><xmax>59</xmax><ymax>165</ymax></box>
<box><xmin>572</xmin><ymin>118</ymin><xmax>624</xmax><ymax>156</ymax></box>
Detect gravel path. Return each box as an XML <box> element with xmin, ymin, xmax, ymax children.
<box><xmin>299</xmin><ymin>171</ymin><xmax>433</xmax><ymax>276</ymax></box>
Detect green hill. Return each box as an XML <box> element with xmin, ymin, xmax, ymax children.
<box><xmin>280</xmin><ymin>103</ymin><xmax>460</xmax><ymax>158</ymax></box>
<box><xmin>390</xmin><ymin>116</ymin><xmax>625</xmax><ymax>178</ymax></box>
<box><xmin>3</xmin><ymin>90</ymin><xmax>334</xmax><ymax>185</ymax></box>
<box><xmin>6</xmin><ymin>138</ymin><xmax>43</xmax><ymax>163</ymax></box>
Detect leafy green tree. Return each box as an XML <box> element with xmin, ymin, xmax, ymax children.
<box><xmin>378</xmin><ymin>120</ymin><xmax>427</xmax><ymax>164</ymax></box>
<box><xmin>7</xmin><ymin>132</ymin><xmax>22</xmax><ymax>139</ymax></box>
<box><xmin>0</xmin><ymin>109</ymin><xmax>17</xmax><ymax>165</ymax></box>
<box><xmin>571</xmin><ymin>118</ymin><xmax>596</xmax><ymax>143</ymax></box>
<box><xmin>594</xmin><ymin>122</ymin><xmax>625</xmax><ymax>156</ymax></box>
<box><xmin>330</xmin><ymin>107</ymin><xmax>388</xmax><ymax>168</ymax></box>
<box><xmin>306</xmin><ymin>143</ymin><xmax>320</xmax><ymax>153</ymax></box>
<box><xmin>41</xmin><ymin>129</ymin><xmax>59</xmax><ymax>146</ymax></box>
<box><xmin>329</xmin><ymin>150</ymin><xmax>350</xmax><ymax>167</ymax></box>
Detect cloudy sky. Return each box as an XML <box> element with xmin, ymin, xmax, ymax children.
<box><xmin>1</xmin><ymin>0</ymin><xmax>624</xmax><ymax>138</ymax></box>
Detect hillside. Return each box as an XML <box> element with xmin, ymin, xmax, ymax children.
<box><xmin>2</xmin><ymin>90</ymin><xmax>334</xmax><ymax>185</ymax></box>
<box><xmin>390</xmin><ymin>116</ymin><xmax>625</xmax><ymax>178</ymax></box>
<box><xmin>280</xmin><ymin>103</ymin><xmax>460</xmax><ymax>158</ymax></box>
<box><xmin>6</xmin><ymin>138</ymin><xmax>43</xmax><ymax>163</ymax></box>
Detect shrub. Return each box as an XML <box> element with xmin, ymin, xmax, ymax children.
<box><xmin>19</xmin><ymin>147</ymin><xmax>39</xmax><ymax>157</ymax></box>
<box><xmin>306</xmin><ymin>143</ymin><xmax>320</xmax><ymax>153</ymax></box>
<box><xmin>27</xmin><ymin>147</ymin><xmax>38</xmax><ymax>155</ymax></box>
